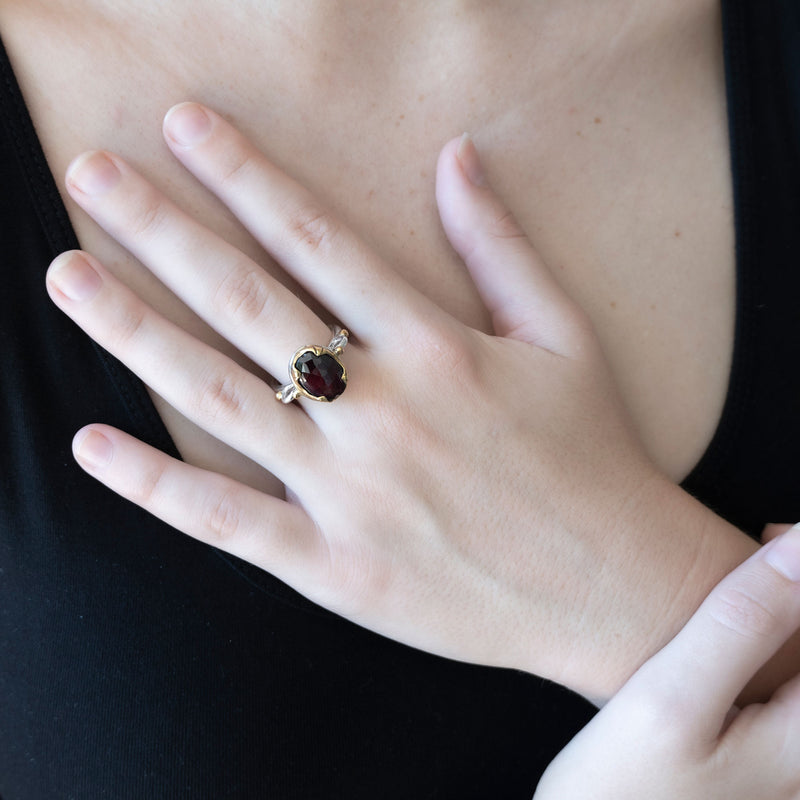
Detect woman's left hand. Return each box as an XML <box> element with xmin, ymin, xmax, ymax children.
<box><xmin>46</xmin><ymin>103</ymin><xmax>747</xmax><ymax>698</ymax></box>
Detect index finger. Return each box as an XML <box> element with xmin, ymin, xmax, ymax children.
<box><xmin>162</xmin><ymin>102</ymin><xmax>438</xmax><ymax>344</ymax></box>
<box><xmin>629</xmin><ymin>525</ymin><xmax>800</xmax><ymax>739</ymax></box>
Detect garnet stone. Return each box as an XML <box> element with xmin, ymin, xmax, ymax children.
<box><xmin>293</xmin><ymin>349</ymin><xmax>347</xmax><ymax>401</ymax></box>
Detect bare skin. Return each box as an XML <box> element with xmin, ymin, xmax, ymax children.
<box><xmin>535</xmin><ymin>527</ymin><xmax>800</xmax><ymax>798</ymax></box>
<box><xmin>0</xmin><ymin>0</ymin><xmax>733</xmax><ymax>488</ymax></box>
<box><xmin>3</xmin><ymin>0</ymin><xmax>784</xmax><ymax>698</ymax></box>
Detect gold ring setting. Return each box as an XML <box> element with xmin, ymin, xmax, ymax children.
<box><xmin>276</xmin><ymin>328</ymin><xmax>349</xmax><ymax>403</ymax></box>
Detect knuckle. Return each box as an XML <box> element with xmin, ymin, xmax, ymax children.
<box><xmin>217</xmin><ymin>149</ymin><xmax>256</xmax><ymax>189</ymax></box>
<box><xmin>107</xmin><ymin>301</ymin><xmax>147</xmax><ymax>350</ymax></box>
<box><xmin>212</xmin><ymin>264</ymin><xmax>272</xmax><ymax>326</ymax></box>
<box><xmin>191</xmin><ymin>371</ymin><xmax>248</xmax><ymax>425</ymax></box>
<box><xmin>284</xmin><ymin>201</ymin><xmax>340</xmax><ymax>255</ymax></box>
<box><xmin>487</xmin><ymin>209</ymin><xmax>527</xmax><ymax>243</ymax></box>
<box><xmin>418</xmin><ymin>326</ymin><xmax>482</xmax><ymax>385</ymax></box>
<box><xmin>130</xmin><ymin>462</ymin><xmax>168</xmax><ymax>508</ymax></box>
<box><xmin>709</xmin><ymin>583</ymin><xmax>781</xmax><ymax>640</ymax></box>
<box><xmin>202</xmin><ymin>488</ymin><xmax>244</xmax><ymax>542</ymax></box>
<box><xmin>128</xmin><ymin>194</ymin><xmax>170</xmax><ymax>240</ymax></box>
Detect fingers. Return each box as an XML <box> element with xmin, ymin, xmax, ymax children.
<box><xmin>72</xmin><ymin>424</ymin><xmax>323</xmax><ymax>582</ymax></box>
<box><xmin>761</xmin><ymin>523</ymin><xmax>794</xmax><ymax>544</ymax></box>
<box><xmin>46</xmin><ymin>250</ymin><xmax>321</xmax><ymax>485</ymax></box>
<box><xmin>435</xmin><ymin>135</ymin><xmax>588</xmax><ymax>354</ymax></box>
<box><xmin>630</xmin><ymin>525</ymin><xmax>800</xmax><ymax>740</ymax></box>
<box><xmin>64</xmin><ymin>149</ymin><xmax>330</xmax><ymax>377</ymax></box>
<box><xmin>161</xmin><ymin>102</ymin><xmax>437</xmax><ymax>343</ymax></box>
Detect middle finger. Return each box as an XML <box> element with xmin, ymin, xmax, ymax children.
<box><xmin>65</xmin><ymin>149</ymin><xmax>332</xmax><ymax>381</ymax></box>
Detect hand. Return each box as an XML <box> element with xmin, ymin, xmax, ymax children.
<box><xmin>534</xmin><ymin>525</ymin><xmax>800</xmax><ymax>800</ymax></box>
<box><xmin>46</xmin><ymin>103</ymin><xmax>746</xmax><ymax>698</ymax></box>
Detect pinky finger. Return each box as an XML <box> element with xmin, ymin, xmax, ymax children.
<box><xmin>72</xmin><ymin>424</ymin><xmax>323</xmax><ymax>582</ymax></box>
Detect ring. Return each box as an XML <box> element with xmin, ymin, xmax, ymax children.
<box><xmin>275</xmin><ymin>328</ymin><xmax>349</xmax><ymax>403</ymax></box>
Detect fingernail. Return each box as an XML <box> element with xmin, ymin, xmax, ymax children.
<box><xmin>74</xmin><ymin>429</ymin><xmax>113</xmax><ymax>469</ymax></box>
<box><xmin>164</xmin><ymin>103</ymin><xmax>212</xmax><ymax>147</ymax></box>
<box><xmin>456</xmin><ymin>133</ymin><xmax>487</xmax><ymax>187</ymax></box>
<box><xmin>66</xmin><ymin>151</ymin><xmax>121</xmax><ymax>195</ymax></box>
<box><xmin>47</xmin><ymin>252</ymin><xmax>102</xmax><ymax>302</ymax></box>
<box><xmin>764</xmin><ymin>525</ymin><xmax>800</xmax><ymax>581</ymax></box>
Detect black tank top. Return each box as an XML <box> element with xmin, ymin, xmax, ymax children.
<box><xmin>1</xmin><ymin>1</ymin><xmax>799</xmax><ymax>797</ymax></box>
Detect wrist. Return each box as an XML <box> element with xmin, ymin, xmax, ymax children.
<box><xmin>537</xmin><ymin>473</ymin><xmax>757</xmax><ymax>701</ymax></box>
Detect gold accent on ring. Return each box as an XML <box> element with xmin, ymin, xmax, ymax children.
<box><xmin>276</xmin><ymin>328</ymin><xmax>349</xmax><ymax>403</ymax></box>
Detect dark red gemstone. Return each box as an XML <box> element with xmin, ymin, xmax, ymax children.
<box><xmin>294</xmin><ymin>351</ymin><xmax>346</xmax><ymax>401</ymax></box>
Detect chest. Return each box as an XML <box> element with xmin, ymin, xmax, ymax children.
<box><xmin>0</xmin><ymin>2</ymin><xmax>733</xmax><ymax>485</ymax></box>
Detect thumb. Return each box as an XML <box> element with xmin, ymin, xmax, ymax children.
<box><xmin>628</xmin><ymin>524</ymin><xmax>800</xmax><ymax>741</ymax></box>
<box><xmin>435</xmin><ymin>134</ymin><xmax>588</xmax><ymax>354</ymax></box>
